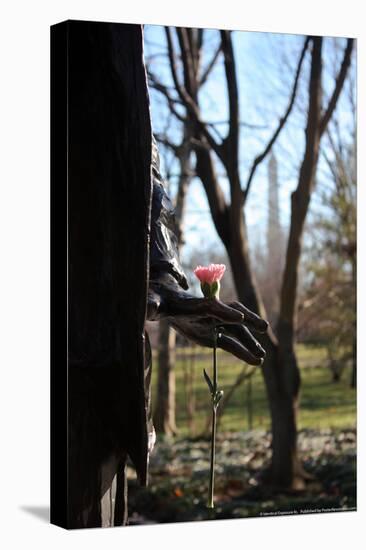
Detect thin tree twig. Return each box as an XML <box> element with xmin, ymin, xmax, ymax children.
<box><xmin>148</xmin><ymin>71</ymin><xmax>188</xmax><ymax>123</ymax></box>
<box><xmin>199</xmin><ymin>44</ymin><xmax>222</xmax><ymax>86</ymax></box>
<box><xmin>206</xmin><ymin>120</ymin><xmax>269</xmax><ymax>130</ymax></box>
<box><xmin>242</xmin><ymin>36</ymin><xmax>310</xmax><ymax>203</ymax></box>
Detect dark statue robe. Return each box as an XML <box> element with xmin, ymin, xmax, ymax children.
<box><xmin>53</xmin><ymin>21</ymin><xmax>154</xmax><ymax>528</ymax></box>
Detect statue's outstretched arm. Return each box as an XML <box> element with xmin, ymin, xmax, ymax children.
<box><xmin>147</xmin><ymin>137</ymin><xmax>268</xmax><ymax>366</ymax></box>
<box><xmin>147</xmin><ymin>274</ymin><xmax>267</xmax><ymax>365</ymax></box>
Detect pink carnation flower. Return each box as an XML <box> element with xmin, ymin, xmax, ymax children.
<box><xmin>194</xmin><ymin>264</ymin><xmax>226</xmax><ymax>285</ymax></box>
<box><xmin>194</xmin><ymin>264</ymin><xmax>226</xmax><ymax>298</ymax></box>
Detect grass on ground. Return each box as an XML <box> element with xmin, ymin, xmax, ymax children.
<box><xmin>151</xmin><ymin>344</ymin><xmax>356</xmax><ymax>437</ymax></box>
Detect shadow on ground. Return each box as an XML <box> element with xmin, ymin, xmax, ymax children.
<box><xmin>20</xmin><ymin>506</ymin><xmax>50</xmax><ymax>523</ymax></box>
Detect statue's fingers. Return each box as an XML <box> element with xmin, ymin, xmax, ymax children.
<box><xmin>217</xmin><ymin>333</ymin><xmax>263</xmax><ymax>366</ymax></box>
<box><xmin>228</xmin><ymin>301</ymin><xmax>268</xmax><ymax>333</ymax></box>
<box><xmin>221</xmin><ymin>324</ymin><xmax>266</xmax><ymax>359</ymax></box>
<box><xmin>207</xmin><ymin>299</ymin><xmax>245</xmax><ymax>323</ymax></box>
<box><xmin>162</xmin><ymin>294</ymin><xmax>244</xmax><ymax>323</ymax></box>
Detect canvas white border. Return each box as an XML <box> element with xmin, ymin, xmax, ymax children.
<box><xmin>0</xmin><ymin>1</ymin><xmax>363</xmax><ymax>549</ymax></box>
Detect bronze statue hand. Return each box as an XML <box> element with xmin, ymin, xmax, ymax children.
<box><xmin>147</xmin><ymin>275</ymin><xmax>268</xmax><ymax>366</ymax></box>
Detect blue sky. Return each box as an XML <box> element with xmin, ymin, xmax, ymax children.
<box><xmin>144</xmin><ymin>26</ymin><xmax>355</xmax><ymax>265</ymax></box>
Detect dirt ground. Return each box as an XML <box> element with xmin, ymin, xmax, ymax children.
<box><xmin>127</xmin><ymin>429</ymin><xmax>356</xmax><ymax>525</ymax></box>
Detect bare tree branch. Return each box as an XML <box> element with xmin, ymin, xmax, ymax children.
<box><xmin>148</xmin><ymin>73</ymin><xmax>183</xmax><ymax>106</ymax></box>
<box><xmin>321</xmin><ymin>146</ymin><xmax>339</xmax><ymax>183</ymax></box>
<box><xmin>242</xmin><ymin>36</ymin><xmax>310</xmax><ymax>203</ymax></box>
<box><xmin>164</xmin><ymin>26</ymin><xmax>225</xmax><ymax>163</ymax></box>
<box><xmin>195</xmin><ymin>144</ymin><xmax>231</xmax><ymax>244</ymax></box>
<box><xmin>197</xmin><ymin>28</ymin><xmax>204</xmax><ymax>52</ymax></box>
<box><xmin>199</xmin><ymin>44</ymin><xmax>222</xmax><ymax>87</ymax></box>
<box><xmin>278</xmin><ymin>36</ymin><xmax>323</xmax><ymax>330</ymax></box>
<box><xmin>148</xmin><ymin>71</ymin><xmax>188</xmax><ymax>123</ymax></box>
<box><xmin>319</xmin><ymin>38</ymin><xmax>354</xmax><ymax>136</ymax></box>
<box><xmin>206</xmin><ymin>120</ymin><xmax>269</xmax><ymax>130</ymax></box>
<box><xmin>205</xmin><ymin>122</ymin><xmax>225</xmax><ymax>142</ymax></box>
<box><xmin>220</xmin><ymin>30</ymin><xmax>239</xmax><ymax>167</ymax></box>
<box><xmin>154</xmin><ymin>133</ymin><xmax>181</xmax><ymax>155</ymax></box>
<box><xmin>176</xmin><ymin>27</ymin><xmax>195</xmax><ymax>92</ymax></box>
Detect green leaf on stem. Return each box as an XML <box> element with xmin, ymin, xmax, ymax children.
<box><xmin>203</xmin><ymin>368</ymin><xmax>214</xmax><ymax>395</ymax></box>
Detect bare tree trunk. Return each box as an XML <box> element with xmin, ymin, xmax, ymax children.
<box><xmin>273</xmin><ymin>37</ymin><xmax>323</xmax><ymax>487</ymax></box>
<box><xmin>271</xmin><ymin>36</ymin><xmax>354</xmax><ymax>486</ymax></box>
<box><xmin>183</xmin><ymin>344</ymin><xmax>196</xmax><ymax>434</ymax></box>
<box><xmin>154</xmin><ymin>320</ymin><xmax>178</xmax><ymax>435</ymax></box>
<box><xmin>225</xmin><ymin>215</ymin><xmax>302</xmax><ymax>487</ymax></box>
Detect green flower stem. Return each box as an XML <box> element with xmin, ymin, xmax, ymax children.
<box><xmin>203</xmin><ymin>326</ymin><xmax>224</xmax><ymax>509</ymax></box>
<box><xmin>207</xmin><ymin>327</ymin><xmax>218</xmax><ymax>509</ymax></box>
<box><xmin>207</xmin><ymin>402</ymin><xmax>217</xmax><ymax>509</ymax></box>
